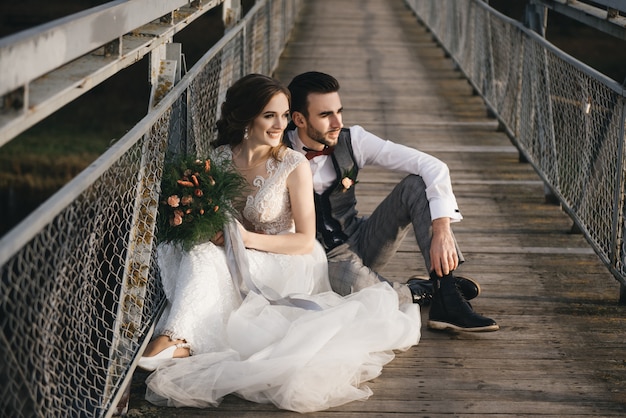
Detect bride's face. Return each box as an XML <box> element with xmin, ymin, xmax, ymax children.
<box><xmin>248</xmin><ymin>92</ymin><xmax>290</xmax><ymax>147</ymax></box>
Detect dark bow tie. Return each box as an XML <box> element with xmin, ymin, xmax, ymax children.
<box><xmin>303</xmin><ymin>146</ymin><xmax>335</xmax><ymax>160</ymax></box>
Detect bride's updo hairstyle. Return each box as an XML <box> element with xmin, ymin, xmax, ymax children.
<box><xmin>213</xmin><ymin>73</ymin><xmax>290</xmax><ymax>159</ymax></box>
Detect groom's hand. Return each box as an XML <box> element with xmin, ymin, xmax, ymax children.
<box><xmin>429</xmin><ymin>217</ymin><xmax>459</xmax><ymax>277</ymax></box>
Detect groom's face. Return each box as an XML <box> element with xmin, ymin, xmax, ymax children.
<box><xmin>299</xmin><ymin>92</ymin><xmax>344</xmax><ymax>148</ymax></box>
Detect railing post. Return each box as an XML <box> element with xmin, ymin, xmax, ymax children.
<box><xmin>106</xmin><ymin>118</ymin><xmax>169</xmax><ymax>414</ymax></box>
<box><xmin>525</xmin><ymin>1</ymin><xmax>547</xmax><ymax>37</ymax></box>
<box><xmin>266</xmin><ymin>0</ymin><xmax>272</xmax><ymax>74</ymax></box>
<box><xmin>148</xmin><ymin>42</ymin><xmax>188</xmax><ymax>159</ymax></box>
<box><xmin>223</xmin><ymin>0</ymin><xmax>242</xmax><ymax>31</ymax></box>
<box><xmin>524</xmin><ymin>1</ymin><xmax>560</xmax><ymax>205</ymax></box>
<box><xmin>617</xmin><ymin>98</ymin><xmax>626</xmax><ymax>304</ymax></box>
<box><xmin>111</xmin><ymin>34</ymin><xmax>182</xmax><ymax>418</ymax></box>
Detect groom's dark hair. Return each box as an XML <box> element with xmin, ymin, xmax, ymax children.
<box><xmin>288</xmin><ymin>71</ymin><xmax>340</xmax><ymax>117</ymax></box>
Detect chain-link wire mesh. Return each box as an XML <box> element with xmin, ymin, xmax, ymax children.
<box><xmin>0</xmin><ymin>113</ymin><xmax>170</xmax><ymax>417</ymax></box>
<box><xmin>405</xmin><ymin>0</ymin><xmax>626</xmax><ymax>283</ymax></box>
<box><xmin>0</xmin><ymin>0</ymin><xmax>302</xmax><ymax>416</ymax></box>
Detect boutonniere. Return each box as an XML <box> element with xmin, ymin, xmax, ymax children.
<box><xmin>340</xmin><ymin>167</ymin><xmax>359</xmax><ymax>192</ymax></box>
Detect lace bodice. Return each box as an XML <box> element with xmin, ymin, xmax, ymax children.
<box><xmin>217</xmin><ymin>146</ymin><xmax>306</xmax><ymax>235</ymax></box>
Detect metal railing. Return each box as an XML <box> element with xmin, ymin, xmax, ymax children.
<box><xmin>0</xmin><ymin>0</ymin><xmax>302</xmax><ymax>416</ymax></box>
<box><xmin>404</xmin><ymin>0</ymin><xmax>626</xmax><ymax>294</ymax></box>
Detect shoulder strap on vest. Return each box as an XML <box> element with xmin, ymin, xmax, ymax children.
<box><xmin>324</xmin><ymin>128</ymin><xmax>356</xmax><ymax>194</ymax></box>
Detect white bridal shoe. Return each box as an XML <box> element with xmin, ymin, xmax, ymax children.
<box><xmin>137</xmin><ymin>343</ymin><xmax>190</xmax><ymax>371</ymax></box>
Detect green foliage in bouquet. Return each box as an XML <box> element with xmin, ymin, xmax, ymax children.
<box><xmin>157</xmin><ymin>152</ymin><xmax>247</xmax><ymax>251</ymax></box>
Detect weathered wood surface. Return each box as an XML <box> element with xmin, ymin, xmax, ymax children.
<box><xmin>127</xmin><ymin>0</ymin><xmax>626</xmax><ymax>416</ymax></box>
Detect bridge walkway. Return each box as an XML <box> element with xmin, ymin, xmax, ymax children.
<box><xmin>128</xmin><ymin>0</ymin><xmax>626</xmax><ymax>415</ymax></box>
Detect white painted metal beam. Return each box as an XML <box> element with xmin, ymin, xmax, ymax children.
<box><xmin>0</xmin><ymin>0</ymin><xmax>224</xmax><ymax>97</ymax></box>
<box><xmin>532</xmin><ymin>0</ymin><xmax>626</xmax><ymax>40</ymax></box>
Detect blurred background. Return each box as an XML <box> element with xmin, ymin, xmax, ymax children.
<box><xmin>0</xmin><ymin>0</ymin><xmax>625</xmax><ymax>236</ymax></box>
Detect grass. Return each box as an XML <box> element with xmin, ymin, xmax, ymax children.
<box><xmin>0</xmin><ymin>119</ymin><xmax>120</xmax><ymax>234</ymax></box>
<box><xmin>1</xmin><ymin>51</ymin><xmax>151</xmax><ymax>182</ymax></box>
<box><xmin>0</xmin><ymin>131</ymin><xmax>110</xmax><ymax>190</ymax></box>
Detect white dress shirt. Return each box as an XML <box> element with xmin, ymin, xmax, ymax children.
<box><xmin>286</xmin><ymin>125</ymin><xmax>462</xmax><ymax>222</ymax></box>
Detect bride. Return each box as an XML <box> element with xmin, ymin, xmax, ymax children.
<box><xmin>138</xmin><ymin>74</ymin><xmax>421</xmax><ymax>413</ymax></box>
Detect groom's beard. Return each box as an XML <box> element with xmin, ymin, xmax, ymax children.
<box><xmin>306</xmin><ymin>124</ymin><xmax>339</xmax><ymax>148</ymax></box>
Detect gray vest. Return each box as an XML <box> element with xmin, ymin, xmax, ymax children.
<box><xmin>314</xmin><ymin>129</ymin><xmax>359</xmax><ymax>251</ymax></box>
<box><xmin>285</xmin><ymin>126</ymin><xmax>360</xmax><ymax>251</ymax></box>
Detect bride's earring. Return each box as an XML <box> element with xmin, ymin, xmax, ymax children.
<box><xmin>243</xmin><ymin>127</ymin><xmax>249</xmax><ymax>141</ymax></box>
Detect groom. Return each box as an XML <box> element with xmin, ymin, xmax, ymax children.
<box><xmin>284</xmin><ymin>71</ymin><xmax>498</xmax><ymax>332</ymax></box>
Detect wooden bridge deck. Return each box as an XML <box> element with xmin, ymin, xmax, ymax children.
<box><xmin>127</xmin><ymin>0</ymin><xmax>626</xmax><ymax>416</ymax></box>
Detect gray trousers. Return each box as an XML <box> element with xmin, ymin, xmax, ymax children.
<box><xmin>325</xmin><ymin>175</ymin><xmax>464</xmax><ymax>305</ymax></box>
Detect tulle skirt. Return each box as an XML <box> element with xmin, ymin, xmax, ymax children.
<box><xmin>146</xmin><ymin>239</ymin><xmax>420</xmax><ymax>413</ymax></box>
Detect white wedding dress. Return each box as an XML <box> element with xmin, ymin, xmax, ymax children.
<box><xmin>145</xmin><ymin>146</ymin><xmax>421</xmax><ymax>413</ymax></box>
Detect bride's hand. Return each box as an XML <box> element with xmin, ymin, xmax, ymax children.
<box><xmin>210</xmin><ymin>230</ymin><xmax>225</xmax><ymax>246</ymax></box>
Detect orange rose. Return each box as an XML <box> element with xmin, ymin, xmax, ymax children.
<box><xmin>181</xmin><ymin>195</ymin><xmax>193</xmax><ymax>206</ymax></box>
<box><xmin>167</xmin><ymin>195</ymin><xmax>180</xmax><ymax>207</ymax></box>
<box><xmin>171</xmin><ymin>210</ymin><xmax>184</xmax><ymax>226</ymax></box>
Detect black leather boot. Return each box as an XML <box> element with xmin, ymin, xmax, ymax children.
<box><xmin>406</xmin><ymin>278</ymin><xmax>433</xmax><ymax>306</ymax></box>
<box><xmin>427</xmin><ymin>274</ymin><xmax>499</xmax><ymax>332</ymax></box>
<box><xmin>407</xmin><ymin>275</ymin><xmax>480</xmax><ymax>306</ymax></box>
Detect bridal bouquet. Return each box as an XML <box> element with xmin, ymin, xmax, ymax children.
<box><xmin>157</xmin><ymin>152</ymin><xmax>246</xmax><ymax>250</ymax></box>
